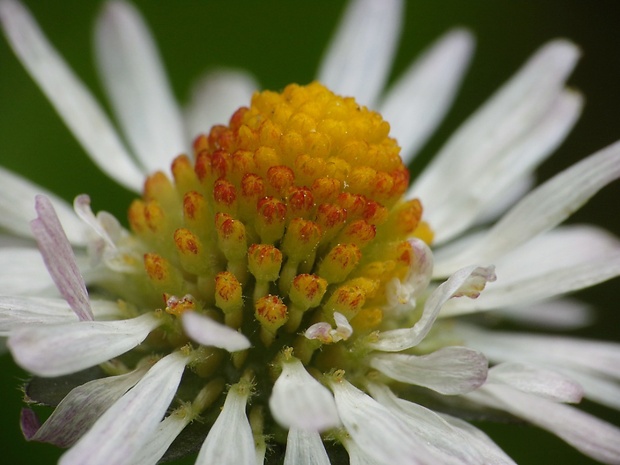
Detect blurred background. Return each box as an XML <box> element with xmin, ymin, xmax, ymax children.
<box><xmin>0</xmin><ymin>1</ymin><xmax>619</xmax><ymax>464</ymax></box>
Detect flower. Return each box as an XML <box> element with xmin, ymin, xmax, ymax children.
<box><xmin>0</xmin><ymin>1</ymin><xmax>619</xmax><ymax>465</ymax></box>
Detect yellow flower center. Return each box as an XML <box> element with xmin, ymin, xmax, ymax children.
<box><xmin>126</xmin><ymin>81</ymin><xmax>431</xmax><ymax>376</ymax></box>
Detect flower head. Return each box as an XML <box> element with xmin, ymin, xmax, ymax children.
<box><xmin>1</xmin><ymin>1</ymin><xmax>620</xmax><ymax>465</ymax></box>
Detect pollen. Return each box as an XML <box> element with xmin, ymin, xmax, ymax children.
<box><xmin>127</xmin><ymin>81</ymin><xmax>431</xmax><ymax>374</ymax></box>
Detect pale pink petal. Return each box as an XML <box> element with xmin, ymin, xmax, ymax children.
<box><xmin>59</xmin><ymin>351</ymin><xmax>190</xmax><ymax>465</ymax></box>
<box><xmin>30</xmin><ymin>195</ymin><xmax>93</xmax><ymax>321</ymax></box>
<box><xmin>31</xmin><ymin>366</ymin><xmax>149</xmax><ymax>447</ymax></box>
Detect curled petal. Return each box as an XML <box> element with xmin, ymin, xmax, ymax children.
<box><xmin>369</xmin><ymin>265</ymin><xmax>495</xmax><ymax>352</ymax></box>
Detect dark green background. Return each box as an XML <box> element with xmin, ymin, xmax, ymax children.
<box><xmin>1</xmin><ymin>1</ymin><xmax>619</xmax><ymax>464</ymax></box>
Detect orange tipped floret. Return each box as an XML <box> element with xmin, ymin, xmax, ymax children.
<box><xmin>129</xmin><ymin>82</ymin><xmax>432</xmax><ymax>357</ymax></box>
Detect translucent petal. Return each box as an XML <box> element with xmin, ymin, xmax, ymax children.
<box><xmin>380</xmin><ymin>29</ymin><xmax>474</xmax><ymax>163</ymax></box>
<box><xmin>317</xmin><ymin>0</ymin><xmax>403</xmax><ymax>108</ymax></box>
<box><xmin>196</xmin><ymin>383</ymin><xmax>257</xmax><ymax>465</ymax></box>
<box><xmin>8</xmin><ymin>313</ymin><xmax>161</xmax><ymax>377</ymax></box>
<box><xmin>0</xmin><ymin>0</ymin><xmax>144</xmax><ymax>191</ymax></box>
<box><xmin>370</xmin><ymin>346</ymin><xmax>488</xmax><ymax>395</ymax></box>
<box><xmin>59</xmin><ymin>351</ymin><xmax>189</xmax><ymax>465</ymax></box>
<box><xmin>284</xmin><ymin>428</ymin><xmax>330</xmax><ymax>465</ymax></box>
<box><xmin>94</xmin><ymin>0</ymin><xmax>186</xmax><ymax>174</ymax></box>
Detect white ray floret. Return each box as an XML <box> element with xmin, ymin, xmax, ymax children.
<box><xmin>269</xmin><ymin>356</ymin><xmax>340</xmax><ymax>431</ymax></box>
<box><xmin>8</xmin><ymin>312</ymin><xmax>162</xmax><ymax>377</ymax></box>
<box><xmin>59</xmin><ymin>351</ymin><xmax>190</xmax><ymax>465</ymax></box>
<box><xmin>94</xmin><ymin>0</ymin><xmax>186</xmax><ymax>175</ymax></box>
<box><xmin>0</xmin><ymin>0</ymin><xmax>144</xmax><ymax>191</ymax></box>
<box><xmin>318</xmin><ymin>0</ymin><xmax>403</xmax><ymax>108</ymax></box>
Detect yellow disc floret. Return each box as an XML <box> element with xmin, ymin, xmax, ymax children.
<box><xmin>128</xmin><ymin>82</ymin><xmax>430</xmax><ymax>368</ymax></box>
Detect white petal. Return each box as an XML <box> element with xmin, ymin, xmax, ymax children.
<box><xmin>0</xmin><ymin>0</ymin><xmax>144</xmax><ymax>191</ymax></box>
<box><xmin>317</xmin><ymin>0</ymin><xmax>403</xmax><ymax>108</ymax></box>
<box><xmin>454</xmin><ymin>324</ymin><xmax>620</xmax><ymax>380</ymax></box>
<box><xmin>284</xmin><ymin>428</ymin><xmax>330</xmax><ymax>465</ymax></box>
<box><xmin>368</xmin><ymin>382</ymin><xmax>515</xmax><ymax>465</ymax></box>
<box><xmin>31</xmin><ymin>195</ymin><xmax>93</xmax><ymax>321</ymax></box>
<box><xmin>0</xmin><ymin>167</ymin><xmax>88</xmax><ymax>245</ymax></box>
<box><xmin>0</xmin><ymin>296</ymin><xmax>76</xmax><ymax>334</ymax></box>
<box><xmin>556</xmin><ymin>367</ymin><xmax>620</xmax><ymax>410</ymax></box>
<box><xmin>380</xmin><ymin>29</ymin><xmax>474</xmax><ymax>162</ymax></box>
<box><xmin>94</xmin><ymin>0</ymin><xmax>186</xmax><ymax>174</ymax></box>
<box><xmin>421</xmin><ymin>89</ymin><xmax>583</xmax><ymax>246</ymax></box>
<box><xmin>32</xmin><ymin>366</ymin><xmax>148</xmax><ymax>447</ymax></box>
<box><xmin>341</xmin><ymin>437</ymin><xmax>384</xmax><ymax>465</ymax></box>
<box><xmin>181</xmin><ymin>311</ymin><xmax>250</xmax><ymax>352</ymax></box>
<box><xmin>442</xmin><ymin>226</ymin><xmax>620</xmax><ymax>315</ymax></box>
<box><xmin>184</xmin><ymin>69</ymin><xmax>259</xmax><ymax>140</ymax></box>
<box><xmin>475</xmin><ymin>384</ymin><xmax>620</xmax><ymax>464</ymax></box>
<box><xmin>412</xmin><ymin>40</ymin><xmax>579</xmax><ymax>242</ymax></box>
<box><xmin>488</xmin><ymin>362</ymin><xmax>583</xmax><ymax>403</ymax></box>
<box><xmin>369</xmin><ymin>265</ymin><xmax>495</xmax><ymax>352</ymax></box>
<box><xmin>73</xmin><ymin>195</ymin><xmax>116</xmax><ymax>248</ymax></box>
<box><xmin>433</xmin><ymin>139</ymin><xmax>620</xmax><ymax>273</ymax></box>
<box><xmin>196</xmin><ymin>382</ymin><xmax>257</xmax><ymax>465</ymax></box>
<box><xmin>269</xmin><ymin>357</ymin><xmax>340</xmax><ymax>431</ymax></box>
<box><xmin>0</xmin><ymin>296</ymin><xmax>125</xmax><ymax>335</ymax></box>
<box><xmin>494</xmin><ymin>298</ymin><xmax>594</xmax><ymax>330</ymax></box>
<box><xmin>439</xmin><ymin>413</ymin><xmax>517</xmax><ymax>465</ymax></box>
<box><xmin>129</xmin><ymin>409</ymin><xmax>191</xmax><ymax>465</ymax></box>
<box><xmin>0</xmin><ymin>247</ymin><xmax>56</xmax><ymax>295</ymax></box>
<box><xmin>369</xmin><ymin>346</ymin><xmax>487</xmax><ymax>395</ymax></box>
<box><xmin>330</xmin><ymin>378</ymin><xmax>436</xmax><ymax>465</ymax></box>
<box><xmin>473</xmin><ymin>174</ymin><xmax>535</xmax><ymax>226</ymax></box>
<box><xmin>8</xmin><ymin>313</ymin><xmax>161</xmax><ymax>377</ymax></box>
<box><xmin>60</xmin><ymin>351</ymin><xmax>189</xmax><ymax>465</ymax></box>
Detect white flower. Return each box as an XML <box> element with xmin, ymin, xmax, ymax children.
<box><xmin>1</xmin><ymin>0</ymin><xmax>619</xmax><ymax>464</ymax></box>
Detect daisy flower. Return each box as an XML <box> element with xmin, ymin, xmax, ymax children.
<box><xmin>0</xmin><ymin>1</ymin><xmax>619</xmax><ymax>464</ymax></box>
